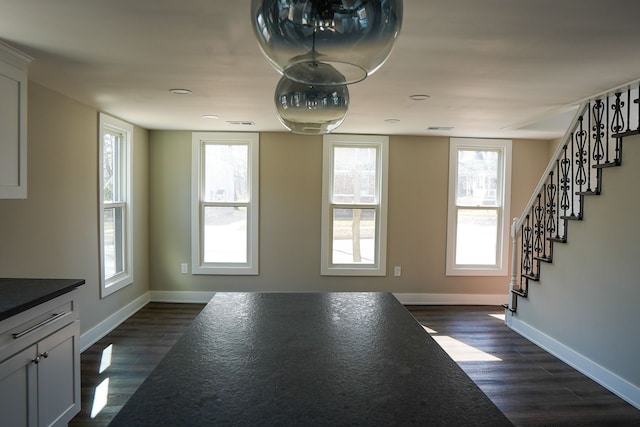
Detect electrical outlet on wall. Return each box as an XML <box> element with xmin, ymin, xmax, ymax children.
<box><xmin>393</xmin><ymin>266</ymin><xmax>401</xmax><ymax>277</ymax></box>
<box><xmin>181</xmin><ymin>263</ymin><xmax>188</xmax><ymax>274</ymax></box>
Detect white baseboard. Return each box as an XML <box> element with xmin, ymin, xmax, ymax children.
<box><xmin>508</xmin><ymin>314</ymin><xmax>640</xmax><ymax>410</ymax></box>
<box><xmin>80</xmin><ymin>291</ymin><xmax>150</xmax><ymax>352</ymax></box>
<box><xmin>150</xmin><ymin>290</ymin><xmax>215</xmax><ymax>304</ymax></box>
<box><xmin>78</xmin><ymin>291</ymin><xmax>506</xmax><ymax>353</ymax></box>
<box><xmin>394</xmin><ymin>293</ymin><xmax>508</xmax><ymax>306</ymax></box>
<box><xmin>148</xmin><ymin>291</ymin><xmax>507</xmax><ymax>305</ymax></box>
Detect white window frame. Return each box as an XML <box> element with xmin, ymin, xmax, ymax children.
<box><xmin>191</xmin><ymin>132</ymin><xmax>259</xmax><ymax>275</ymax></box>
<box><xmin>321</xmin><ymin>134</ymin><xmax>388</xmax><ymax>276</ymax></box>
<box><xmin>99</xmin><ymin>113</ymin><xmax>134</xmax><ymax>297</ymax></box>
<box><xmin>446</xmin><ymin>138</ymin><xmax>512</xmax><ymax>276</ymax></box>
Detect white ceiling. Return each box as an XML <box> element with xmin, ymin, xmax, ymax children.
<box><xmin>2</xmin><ymin>0</ymin><xmax>640</xmax><ymax>139</ymax></box>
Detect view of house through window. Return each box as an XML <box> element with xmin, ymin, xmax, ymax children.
<box><xmin>102</xmin><ymin>131</ymin><xmax>124</xmax><ymax>278</ymax></box>
<box><xmin>332</xmin><ymin>145</ymin><xmax>378</xmax><ymax>264</ymax></box>
<box><xmin>322</xmin><ymin>135</ymin><xmax>388</xmax><ymax>276</ymax></box>
<box><xmin>447</xmin><ymin>138</ymin><xmax>511</xmax><ymax>276</ymax></box>
<box><xmin>455</xmin><ymin>149</ymin><xmax>500</xmax><ymax>265</ymax></box>
<box><xmin>202</xmin><ymin>143</ymin><xmax>249</xmax><ymax>264</ymax></box>
<box><xmin>99</xmin><ymin>113</ymin><xmax>133</xmax><ymax>297</ymax></box>
<box><xmin>191</xmin><ymin>132</ymin><xmax>259</xmax><ymax>275</ymax></box>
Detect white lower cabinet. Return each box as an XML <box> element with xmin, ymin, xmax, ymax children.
<box><xmin>0</xmin><ymin>343</ymin><xmax>38</xmax><ymax>426</ymax></box>
<box><xmin>0</xmin><ymin>292</ymin><xmax>80</xmax><ymax>427</ymax></box>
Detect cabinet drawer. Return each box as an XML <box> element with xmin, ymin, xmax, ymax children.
<box><xmin>0</xmin><ymin>291</ymin><xmax>78</xmax><ymax>362</ymax></box>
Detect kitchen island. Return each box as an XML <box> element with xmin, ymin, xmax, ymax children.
<box><xmin>110</xmin><ymin>292</ymin><xmax>511</xmax><ymax>426</ymax></box>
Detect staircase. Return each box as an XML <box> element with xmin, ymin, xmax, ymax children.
<box><xmin>506</xmin><ymin>82</ymin><xmax>640</xmax><ymax>313</ymax></box>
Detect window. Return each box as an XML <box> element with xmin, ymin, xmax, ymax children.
<box><xmin>99</xmin><ymin>113</ymin><xmax>133</xmax><ymax>297</ymax></box>
<box><xmin>191</xmin><ymin>132</ymin><xmax>259</xmax><ymax>275</ymax></box>
<box><xmin>321</xmin><ymin>135</ymin><xmax>388</xmax><ymax>276</ymax></box>
<box><xmin>446</xmin><ymin>138</ymin><xmax>512</xmax><ymax>276</ymax></box>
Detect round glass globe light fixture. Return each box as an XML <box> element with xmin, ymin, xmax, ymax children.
<box><xmin>252</xmin><ymin>0</ymin><xmax>403</xmax><ymax>85</ymax></box>
<box><xmin>274</xmin><ymin>75</ymin><xmax>349</xmax><ymax>134</ymax></box>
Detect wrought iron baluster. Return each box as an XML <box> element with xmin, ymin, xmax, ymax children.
<box><xmin>560</xmin><ymin>144</ymin><xmax>571</xmax><ymax>227</ymax></box>
<box><xmin>611</xmin><ymin>92</ymin><xmax>625</xmax><ymax>133</ymax></box>
<box><xmin>606</xmin><ymin>95</ymin><xmax>610</xmax><ymax>163</ymax></box>
<box><xmin>575</xmin><ymin>116</ymin><xmax>587</xmax><ymax>193</ymax></box>
<box><xmin>546</xmin><ymin>171</ymin><xmax>557</xmax><ymax>248</ymax></box>
<box><xmin>534</xmin><ymin>194</ymin><xmax>544</xmax><ymax>260</ymax></box>
<box><xmin>587</xmin><ymin>102</ymin><xmax>592</xmax><ymax>191</ymax></box>
<box><xmin>592</xmin><ymin>99</ymin><xmax>605</xmax><ymax>166</ymax></box>
<box><xmin>627</xmin><ymin>88</ymin><xmax>631</xmax><ymax>132</ymax></box>
<box><xmin>570</xmin><ymin>133</ymin><xmax>576</xmax><ymax>218</ymax></box>
<box><xmin>556</xmin><ymin>159</ymin><xmax>562</xmax><ymax>239</ymax></box>
<box><xmin>521</xmin><ymin>214</ymin><xmax>533</xmax><ymax>283</ymax></box>
<box><xmin>611</xmin><ymin>92</ymin><xmax>625</xmax><ymax>163</ymax></box>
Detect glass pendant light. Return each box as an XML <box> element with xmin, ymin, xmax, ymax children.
<box><xmin>274</xmin><ymin>75</ymin><xmax>349</xmax><ymax>134</ymax></box>
<box><xmin>252</xmin><ymin>0</ymin><xmax>403</xmax><ymax>85</ymax></box>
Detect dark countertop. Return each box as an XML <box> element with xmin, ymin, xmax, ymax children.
<box><xmin>109</xmin><ymin>292</ymin><xmax>512</xmax><ymax>426</ymax></box>
<box><xmin>0</xmin><ymin>278</ymin><xmax>85</xmax><ymax>321</ymax></box>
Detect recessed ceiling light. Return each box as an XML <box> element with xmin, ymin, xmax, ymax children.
<box><xmin>384</xmin><ymin>118</ymin><xmax>400</xmax><ymax>123</ymax></box>
<box><xmin>169</xmin><ymin>88</ymin><xmax>192</xmax><ymax>95</ymax></box>
<box><xmin>409</xmin><ymin>94</ymin><xmax>430</xmax><ymax>101</ymax></box>
<box><xmin>202</xmin><ymin>114</ymin><xmax>219</xmax><ymax>119</ymax></box>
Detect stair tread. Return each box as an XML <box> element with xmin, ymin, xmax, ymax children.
<box><xmin>511</xmin><ymin>288</ymin><xmax>528</xmax><ymax>297</ymax></box>
<box><xmin>548</xmin><ymin>237</ymin><xmax>567</xmax><ymax>243</ymax></box>
<box><xmin>593</xmin><ymin>160</ymin><xmax>621</xmax><ymax>169</ymax></box>
<box><xmin>534</xmin><ymin>256</ymin><xmax>552</xmax><ymax>263</ymax></box>
<box><xmin>576</xmin><ymin>190</ymin><xmax>600</xmax><ymax>196</ymax></box>
<box><xmin>523</xmin><ymin>274</ymin><xmax>539</xmax><ymax>282</ymax></box>
<box><xmin>561</xmin><ymin>215</ymin><xmax>582</xmax><ymax>220</ymax></box>
<box><xmin>502</xmin><ymin>303</ymin><xmax>516</xmax><ymax>313</ymax></box>
<box><xmin>612</xmin><ymin>129</ymin><xmax>639</xmax><ymax>138</ymax></box>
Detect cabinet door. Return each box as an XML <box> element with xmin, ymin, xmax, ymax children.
<box><xmin>0</xmin><ymin>59</ymin><xmax>28</xmax><ymax>199</ymax></box>
<box><xmin>37</xmin><ymin>321</ymin><xmax>80</xmax><ymax>427</ymax></box>
<box><xmin>0</xmin><ymin>344</ymin><xmax>38</xmax><ymax>427</ymax></box>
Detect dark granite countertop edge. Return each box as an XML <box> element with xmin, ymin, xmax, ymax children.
<box><xmin>0</xmin><ymin>278</ymin><xmax>85</xmax><ymax>322</ymax></box>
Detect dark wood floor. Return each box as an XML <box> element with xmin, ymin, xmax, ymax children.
<box><xmin>69</xmin><ymin>303</ymin><xmax>640</xmax><ymax>426</ymax></box>
<box><xmin>69</xmin><ymin>303</ymin><xmax>206</xmax><ymax>427</ymax></box>
<box><xmin>408</xmin><ymin>305</ymin><xmax>640</xmax><ymax>426</ymax></box>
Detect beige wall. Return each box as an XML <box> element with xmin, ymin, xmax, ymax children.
<box><xmin>0</xmin><ymin>83</ymin><xmax>150</xmax><ymax>334</ymax></box>
<box><xmin>514</xmin><ymin>134</ymin><xmax>640</xmax><ymax>389</ymax></box>
<box><xmin>149</xmin><ymin>131</ymin><xmax>551</xmax><ymax>296</ymax></box>
<box><xmin>0</xmin><ymin>82</ymin><xmax>551</xmax><ymax>338</ymax></box>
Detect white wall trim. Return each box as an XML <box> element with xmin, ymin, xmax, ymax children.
<box><xmin>80</xmin><ymin>291</ymin><xmax>150</xmax><ymax>352</ymax></box>
<box><xmin>394</xmin><ymin>293</ymin><xmax>508</xmax><ymax>306</ymax></box>
<box><xmin>507</xmin><ymin>313</ymin><xmax>640</xmax><ymax>410</ymax></box>
<box><xmin>150</xmin><ymin>290</ymin><xmax>215</xmax><ymax>304</ymax></box>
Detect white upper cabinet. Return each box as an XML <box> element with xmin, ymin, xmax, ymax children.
<box><xmin>0</xmin><ymin>41</ymin><xmax>31</xmax><ymax>199</ymax></box>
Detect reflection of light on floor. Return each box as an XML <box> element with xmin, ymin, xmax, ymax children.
<box><xmin>99</xmin><ymin>344</ymin><xmax>113</xmax><ymax>374</ymax></box>
<box><xmin>90</xmin><ymin>344</ymin><xmax>114</xmax><ymax>418</ymax></box>
<box><xmin>431</xmin><ymin>336</ymin><xmax>502</xmax><ymax>362</ymax></box>
<box><xmin>489</xmin><ymin>313</ymin><xmax>505</xmax><ymax>321</ymax></box>
<box><xmin>423</xmin><ymin>324</ymin><xmax>501</xmax><ymax>362</ymax></box>
<box><xmin>422</xmin><ymin>325</ymin><xmax>438</xmax><ymax>334</ymax></box>
<box><xmin>90</xmin><ymin>378</ymin><xmax>110</xmax><ymax>418</ymax></box>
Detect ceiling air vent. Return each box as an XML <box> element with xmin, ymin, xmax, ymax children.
<box><xmin>427</xmin><ymin>126</ymin><xmax>454</xmax><ymax>131</ymax></box>
<box><xmin>226</xmin><ymin>120</ymin><xmax>255</xmax><ymax>126</ymax></box>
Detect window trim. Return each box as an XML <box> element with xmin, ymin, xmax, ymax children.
<box><xmin>446</xmin><ymin>138</ymin><xmax>512</xmax><ymax>276</ymax></box>
<box><xmin>321</xmin><ymin>134</ymin><xmax>388</xmax><ymax>276</ymax></box>
<box><xmin>99</xmin><ymin>113</ymin><xmax>134</xmax><ymax>297</ymax></box>
<box><xmin>191</xmin><ymin>132</ymin><xmax>259</xmax><ymax>275</ymax></box>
